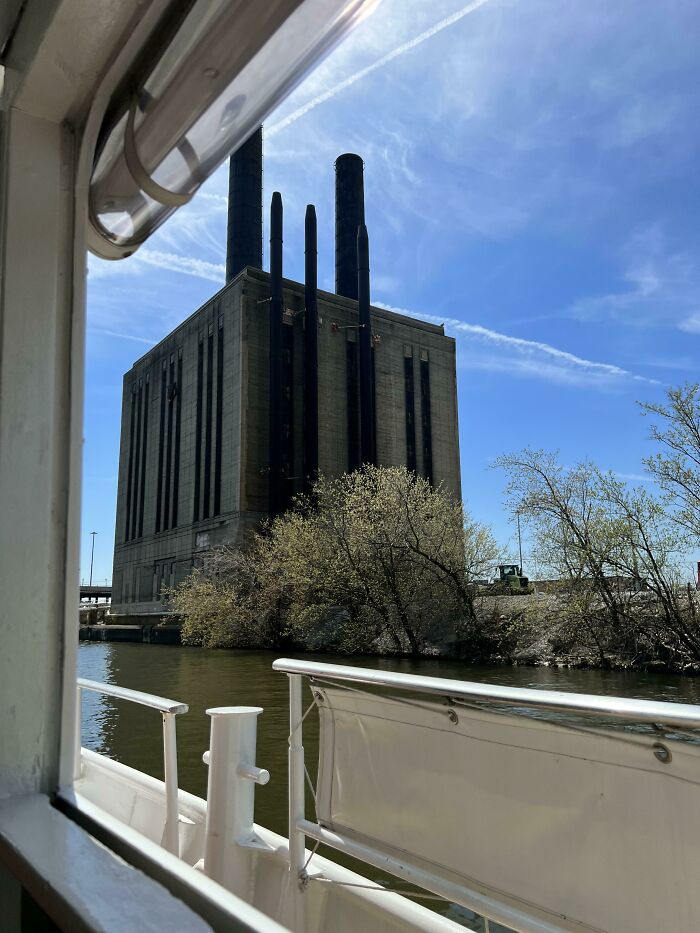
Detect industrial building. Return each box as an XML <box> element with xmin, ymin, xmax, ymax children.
<box><xmin>111</xmin><ymin>129</ymin><xmax>461</xmax><ymax>618</ymax></box>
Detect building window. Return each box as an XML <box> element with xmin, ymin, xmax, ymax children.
<box><xmin>203</xmin><ymin>327</ymin><xmax>214</xmax><ymax>518</ymax></box>
<box><xmin>193</xmin><ymin>337</ymin><xmax>204</xmax><ymax>521</ymax></box>
<box><xmin>163</xmin><ymin>356</ymin><xmax>175</xmax><ymax>530</ymax></box>
<box><xmin>155</xmin><ymin>362</ymin><xmax>167</xmax><ymax>532</ymax></box>
<box><xmin>214</xmin><ymin>322</ymin><xmax>224</xmax><ymax>516</ymax></box>
<box><xmin>346</xmin><ymin>338</ymin><xmax>359</xmax><ymax>472</ymax></box>
<box><xmin>124</xmin><ymin>384</ymin><xmax>137</xmax><ymax>541</ymax></box>
<box><xmin>420</xmin><ymin>351</ymin><xmax>433</xmax><ymax>484</ymax></box>
<box><xmin>171</xmin><ymin>348</ymin><xmax>183</xmax><ymax>527</ymax></box>
<box><xmin>404</xmin><ymin>350</ymin><xmax>416</xmax><ymax>472</ymax></box>
<box><xmin>130</xmin><ymin>380</ymin><xmax>143</xmax><ymax>540</ymax></box>
<box><xmin>137</xmin><ymin>374</ymin><xmax>150</xmax><ymax>537</ymax></box>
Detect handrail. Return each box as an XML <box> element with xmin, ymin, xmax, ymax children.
<box><xmin>272</xmin><ymin>658</ymin><xmax>700</xmax><ymax>729</ymax></box>
<box><xmin>277</xmin><ymin>658</ymin><xmax>700</xmax><ymax>931</ymax></box>
<box><xmin>77</xmin><ymin>678</ymin><xmax>188</xmax><ymax>715</ymax></box>
<box><xmin>75</xmin><ymin>678</ymin><xmax>188</xmax><ymax>857</ymax></box>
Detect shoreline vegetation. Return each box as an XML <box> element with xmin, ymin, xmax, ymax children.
<box><xmin>165</xmin><ymin>385</ymin><xmax>700</xmax><ymax>676</ymax></box>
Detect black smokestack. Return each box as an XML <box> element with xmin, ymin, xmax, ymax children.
<box><xmin>357</xmin><ymin>223</ymin><xmax>375</xmax><ymax>465</ymax></box>
<box><xmin>335</xmin><ymin>154</ymin><xmax>365</xmax><ymax>299</ymax></box>
<box><xmin>226</xmin><ymin>126</ymin><xmax>263</xmax><ymax>282</ymax></box>
<box><xmin>304</xmin><ymin>205</ymin><xmax>319</xmax><ymax>492</ymax></box>
<box><xmin>269</xmin><ymin>191</ymin><xmax>283</xmax><ymax>516</ymax></box>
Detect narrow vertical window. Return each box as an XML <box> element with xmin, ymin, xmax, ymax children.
<box><xmin>163</xmin><ymin>355</ymin><xmax>175</xmax><ymax>530</ymax></box>
<box><xmin>420</xmin><ymin>352</ymin><xmax>433</xmax><ymax>484</ymax></box>
<box><xmin>130</xmin><ymin>380</ymin><xmax>143</xmax><ymax>540</ymax></box>
<box><xmin>193</xmin><ymin>337</ymin><xmax>204</xmax><ymax>522</ymax></box>
<box><xmin>213</xmin><ymin>319</ymin><xmax>224</xmax><ymax>516</ymax></box>
<box><xmin>371</xmin><ymin>344</ymin><xmax>377</xmax><ymax>464</ymax></box>
<box><xmin>404</xmin><ymin>348</ymin><xmax>416</xmax><ymax>472</ymax></box>
<box><xmin>155</xmin><ymin>362</ymin><xmax>167</xmax><ymax>533</ymax></box>
<box><xmin>203</xmin><ymin>325</ymin><xmax>214</xmax><ymax>519</ymax></box>
<box><xmin>172</xmin><ymin>348</ymin><xmax>183</xmax><ymax>528</ymax></box>
<box><xmin>137</xmin><ymin>374</ymin><xmax>150</xmax><ymax>537</ymax></box>
<box><xmin>281</xmin><ymin>321</ymin><xmax>294</xmax><ymax>508</ymax></box>
<box><xmin>124</xmin><ymin>384</ymin><xmax>137</xmax><ymax>541</ymax></box>
<box><xmin>346</xmin><ymin>338</ymin><xmax>359</xmax><ymax>472</ymax></box>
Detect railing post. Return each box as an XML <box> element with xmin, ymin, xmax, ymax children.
<box><xmin>288</xmin><ymin>673</ymin><xmax>306</xmax><ymax>931</ymax></box>
<box><xmin>74</xmin><ymin>683</ymin><xmax>82</xmax><ymax>781</ymax></box>
<box><xmin>162</xmin><ymin>711</ymin><xmax>180</xmax><ymax>856</ymax></box>
<box><xmin>203</xmin><ymin>706</ymin><xmax>268</xmax><ymax>899</ymax></box>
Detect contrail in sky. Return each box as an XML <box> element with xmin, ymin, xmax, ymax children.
<box><xmin>89</xmin><ymin>329</ymin><xmax>157</xmax><ymax>346</ymax></box>
<box><xmin>375</xmin><ymin>302</ymin><xmax>662</xmax><ymax>387</ymax></box>
<box><xmin>267</xmin><ymin>0</ymin><xmax>491</xmax><ymax>137</ymax></box>
<box><xmin>139</xmin><ymin>249</ymin><xmax>225</xmax><ymax>284</ymax></box>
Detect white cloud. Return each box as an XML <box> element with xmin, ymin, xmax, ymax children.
<box><xmin>137</xmin><ymin>250</ymin><xmax>225</xmax><ymax>284</ymax></box>
<box><xmin>267</xmin><ymin>0</ymin><xmax>492</xmax><ymax>137</ymax></box>
<box><xmin>89</xmin><ymin>329</ymin><xmax>157</xmax><ymax>345</ymax></box>
<box><xmin>679</xmin><ymin>313</ymin><xmax>700</xmax><ymax>334</ymax></box>
<box><xmin>570</xmin><ymin>227</ymin><xmax>700</xmax><ymax>330</ymax></box>
<box><xmin>197</xmin><ymin>192</ymin><xmax>228</xmax><ymax>206</ymax></box>
<box><xmin>375</xmin><ymin>301</ymin><xmax>660</xmax><ymax>387</ymax></box>
<box><xmin>613</xmin><ymin>471</ymin><xmax>652</xmax><ymax>484</ymax></box>
<box><xmin>89</xmin><ymin>247</ymin><xmax>226</xmax><ymax>285</ymax></box>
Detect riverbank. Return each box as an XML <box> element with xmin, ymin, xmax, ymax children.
<box><xmin>78</xmin><ymin>588</ymin><xmax>700</xmax><ymax>675</ymax></box>
<box><xmin>79</xmin><ymin>622</ymin><xmax>181</xmax><ymax>644</ymax></box>
<box><xmin>472</xmin><ymin>591</ymin><xmax>700</xmax><ymax>675</ymax></box>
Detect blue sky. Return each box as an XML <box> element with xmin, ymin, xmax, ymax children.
<box><xmin>83</xmin><ymin>0</ymin><xmax>700</xmax><ymax>583</ymax></box>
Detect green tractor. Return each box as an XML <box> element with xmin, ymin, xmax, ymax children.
<box><xmin>491</xmin><ymin>564</ymin><xmax>533</xmax><ymax>595</ymax></box>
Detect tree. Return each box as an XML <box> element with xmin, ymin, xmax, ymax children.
<box><xmin>497</xmin><ymin>449</ymin><xmax>698</xmax><ymax>665</ymax></box>
<box><xmin>169</xmin><ymin>466</ymin><xmax>499</xmax><ymax>656</ymax></box>
<box><xmin>277</xmin><ymin>466</ymin><xmax>499</xmax><ymax>655</ymax></box>
<box><xmin>166</xmin><ymin>539</ymin><xmax>290</xmax><ymax>649</ymax></box>
<box><xmin>595</xmin><ymin>472</ymin><xmax>700</xmax><ymax>661</ymax></box>
<box><xmin>641</xmin><ymin>384</ymin><xmax>700</xmax><ymax>540</ymax></box>
<box><xmin>497</xmin><ymin>450</ymin><xmax>629</xmax><ymax>645</ymax></box>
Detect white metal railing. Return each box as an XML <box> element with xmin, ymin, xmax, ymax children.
<box><xmin>75</xmin><ymin>678</ymin><xmax>188</xmax><ymax>856</ymax></box>
<box><xmin>272</xmin><ymin>657</ymin><xmax>700</xmax><ymax>933</ymax></box>
<box><xmin>272</xmin><ymin>657</ymin><xmax>700</xmax><ymax>729</ymax></box>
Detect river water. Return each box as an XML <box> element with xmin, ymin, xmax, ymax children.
<box><xmin>78</xmin><ymin>642</ymin><xmax>700</xmax><ymax>841</ymax></box>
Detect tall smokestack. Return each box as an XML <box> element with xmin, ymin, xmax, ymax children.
<box><xmin>226</xmin><ymin>126</ymin><xmax>263</xmax><ymax>282</ymax></box>
<box><xmin>357</xmin><ymin>223</ymin><xmax>375</xmax><ymax>465</ymax></box>
<box><xmin>269</xmin><ymin>191</ymin><xmax>283</xmax><ymax>516</ymax></box>
<box><xmin>304</xmin><ymin>205</ymin><xmax>319</xmax><ymax>492</ymax></box>
<box><xmin>335</xmin><ymin>154</ymin><xmax>365</xmax><ymax>299</ymax></box>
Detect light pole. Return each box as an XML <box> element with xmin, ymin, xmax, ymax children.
<box><xmin>517</xmin><ymin>512</ymin><xmax>523</xmax><ymax>573</ymax></box>
<box><xmin>89</xmin><ymin>531</ymin><xmax>97</xmax><ymax>587</ymax></box>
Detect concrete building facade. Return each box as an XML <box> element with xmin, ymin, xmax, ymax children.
<box><xmin>111</xmin><ymin>136</ymin><xmax>461</xmax><ymax>617</ymax></box>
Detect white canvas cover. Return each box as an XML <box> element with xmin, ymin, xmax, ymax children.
<box><xmin>314</xmin><ymin>685</ymin><xmax>700</xmax><ymax>932</ymax></box>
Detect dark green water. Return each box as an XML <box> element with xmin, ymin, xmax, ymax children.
<box><xmin>77</xmin><ymin>642</ymin><xmax>700</xmax><ymax>841</ymax></box>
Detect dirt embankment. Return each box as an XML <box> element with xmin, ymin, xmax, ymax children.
<box><xmin>470</xmin><ymin>592</ymin><xmax>700</xmax><ymax>674</ymax></box>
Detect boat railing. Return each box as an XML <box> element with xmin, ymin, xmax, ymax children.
<box><xmin>75</xmin><ymin>678</ymin><xmax>188</xmax><ymax>856</ymax></box>
<box><xmin>272</xmin><ymin>657</ymin><xmax>700</xmax><ymax>933</ymax></box>
<box><xmin>272</xmin><ymin>657</ymin><xmax>700</xmax><ymax>729</ymax></box>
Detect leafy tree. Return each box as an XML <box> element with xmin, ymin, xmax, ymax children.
<box><xmin>497</xmin><ymin>448</ymin><xmax>699</xmax><ymax>666</ymax></box>
<box><xmin>496</xmin><ymin>450</ymin><xmax>628</xmax><ymax>640</ymax></box>
<box><xmin>641</xmin><ymin>384</ymin><xmax>700</xmax><ymax>539</ymax></box>
<box><xmin>278</xmin><ymin>466</ymin><xmax>498</xmax><ymax>654</ymax></box>
<box><xmin>169</xmin><ymin>466</ymin><xmax>499</xmax><ymax>656</ymax></box>
<box><xmin>167</xmin><ymin>540</ymin><xmax>289</xmax><ymax>649</ymax></box>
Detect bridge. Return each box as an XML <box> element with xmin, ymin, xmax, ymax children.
<box><xmin>80</xmin><ymin>585</ymin><xmax>111</xmax><ymax>603</ymax></box>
